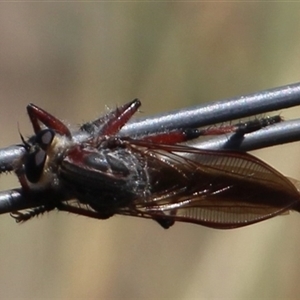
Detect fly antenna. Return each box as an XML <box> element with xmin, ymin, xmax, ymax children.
<box><xmin>17</xmin><ymin>122</ymin><xmax>31</xmax><ymax>151</ymax></box>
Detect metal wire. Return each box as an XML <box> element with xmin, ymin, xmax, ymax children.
<box><xmin>121</xmin><ymin>82</ymin><xmax>300</xmax><ymax>136</ymax></box>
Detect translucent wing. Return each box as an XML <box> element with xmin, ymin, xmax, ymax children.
<box><xmin>119</xmin><ymin>141</ymin><xmax>300</xmax><ymax>229</ymax></box>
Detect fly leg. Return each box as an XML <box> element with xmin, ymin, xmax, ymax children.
<box><xmin>27</xmin><ymin>104</ymin><xmax>71</xmax><ymax>136</ymax></box>
<box><xmin>55</xmin><ymin>202</ymin><xmax>115</xmax><ymax>220</ymax></box>
<box><xmin>11</xmin><ymin>202</ymin><xmax>56</xmax><ymax>222</ymax></box>
<box><xmin>11</xmin><ymin>202</ymin><xmax>113</xmax><ymax>222</ymax></box>
<box><xmin>137</xmin><ymin>115</ymin><xmax>282</xmax><ymax>145</ymax></box>
<box><xmin>81</xmin><ymin>99</ymin><xmax>282</xmax><ymax>145</ymax></box>
<box><xmin>81</xmin><ymin>99</ymin><xmax>141</xmax><ymax>136</ymax></box>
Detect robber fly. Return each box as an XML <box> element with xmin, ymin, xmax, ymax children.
<box><xmin>10</xmin><ymin>99</ymin><xmax>300</xmax><ymax>229</ymax></box>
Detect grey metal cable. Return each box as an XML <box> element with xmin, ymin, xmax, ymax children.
<box><xmin>121</xmin><ymin>82</ymin><xmax>300</xmax><ymax>136</ymax></box>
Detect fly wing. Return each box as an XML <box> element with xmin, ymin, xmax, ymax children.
<box><xmin>123</xmin><ymin>141</ymin><xmax>300</xmax><ymax>229</ymax></box>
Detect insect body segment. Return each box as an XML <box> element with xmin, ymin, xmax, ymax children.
<box><xmin>11</xmin><ymin>100</ymin><xmax>300</xmax><ymax>229</ymax></box>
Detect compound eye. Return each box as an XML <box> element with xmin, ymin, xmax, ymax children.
<box><xmin>25</xmin><ymin>148</ymin><xmax>47</xmax><ymax>183</ymax></box>
<box><xmin>35</xmin><ymin>129</ymin><xmax>55</xmax><ymax>150</ymax></box>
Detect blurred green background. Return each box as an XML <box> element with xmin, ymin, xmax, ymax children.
<box><xmin>0</xmin><ymin>3</ymin><xmax>300</xmax><ymax>300</ymax></box>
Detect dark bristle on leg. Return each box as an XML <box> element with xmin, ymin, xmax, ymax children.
<box><xmin>10</xmin><ymin>203</ymin><xmax>56</xmax><ymax>223</ymax></box>
<box><xmin>198</xmin><ymin>115</ymin><xmax>282</xmax><ymax>136</ymax></box>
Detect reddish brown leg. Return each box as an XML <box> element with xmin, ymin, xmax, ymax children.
<box><xmin>142</xmin><ymin>126</ymin><xmax>241</xmax><ymax>144</ymax></box>
<box><xmin>27</xmin><ymin>103</ymin><xmax>71</xmax><ymax>137</ymax></box>
<box><xmin>141</xmin><ymin>128</ymin><xmax>201</xmax><ymax>144</ymax></box>
<box><xmin>82</xmin><ymin>99</ymin><xmax>140</xmax><ymax>133</ymax></box>
<box><xmin>100</xmin><ymin>99</ymin><xmax>141</xmax><ymax>135</ymax></box>
<box><xmin>141</xmin><ymin>115</ymin><xmax>282</xmax><ymax>144</ymax></box>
